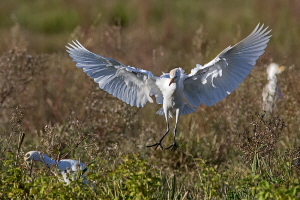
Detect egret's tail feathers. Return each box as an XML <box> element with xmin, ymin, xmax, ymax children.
<box><xmin>156</xmin><ymin>107</ymin><xmax>173</xmax><ymax>118</ymax></box>
<box><xmin>181</xmin><ymin>103</ymin><xmax>196</xmax><ymax>115</ymax></box>
<box><xmin>156</xmin><ymin>107</ymin><xmax>165</xmax><ymax>116</ymax></box>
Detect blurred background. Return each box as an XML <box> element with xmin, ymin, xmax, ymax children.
<box><xmin>0</xmin><ymin>0</ymin><xmax>299</xmax><ymax>182</ymax></box>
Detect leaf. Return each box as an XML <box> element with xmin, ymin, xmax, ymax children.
<box><xmin>171</xmin><ymin>175</ymin><xmax>176</xmax><ymax>200</ymax></box>
<box><xmin>261</xmin><ymin>157</ymin><xmax>273</xmax><ymax>180</ymax></box>
<box><xmin>252</xmin><ymin>153</ymin><xmax>259</xmax><ymax>176</ymax></box>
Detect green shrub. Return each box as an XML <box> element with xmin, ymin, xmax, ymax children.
<box><xmin>16</xmin><ymin>0</ymin><xmax>79</xmax><ymax>33</ymax></box>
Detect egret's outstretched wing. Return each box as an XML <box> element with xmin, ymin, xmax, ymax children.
<box><xmin>66</xmin><ymin>41</ymin><xmax>163</xmax><ymax>107</ymax></box>
<box><xmin>183</xmin><ymin>24</ymin><xmax>271</xmax><ymax>107</ymax></box>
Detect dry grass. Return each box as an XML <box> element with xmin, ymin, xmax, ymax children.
<box><xmin>1</xmin><ymin>0</ymin><xmax>300</xmax><ymax>198</ymax></box>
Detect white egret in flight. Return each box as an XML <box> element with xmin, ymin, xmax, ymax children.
<box><xmin>67</xmin><ymin>24</ymin><xmax>271</xmax><ymax>150</ymax></box>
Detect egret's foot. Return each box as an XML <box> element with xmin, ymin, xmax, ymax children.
<box><xmin>165</xmin><ymin>143</ymin><xmax>181</xmax><ymax>151</ymax></box>
<box><xmin>146</xmin><ymin>142</ymin><xmax>164</xmax><ymax>150</ymax></box>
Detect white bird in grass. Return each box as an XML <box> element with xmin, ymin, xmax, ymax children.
<box><xmin>262</xmin><ymin>63</ymin><xmax>285</xmax><ymax>113</ymax></box>
<box><xmin>24</xmin><ymin>151</ymin><xmax>87</xmax><ymax>184</ymax></box>
<box><xmin>67</xmin><ymin>24</ymin><xmax>271</xmax><ymax>150</ymax></box>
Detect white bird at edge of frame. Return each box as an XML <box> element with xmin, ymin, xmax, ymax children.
<box><xmin>66</xmin><ymin>23</ymin><xmax>271</xmax><ymax>150</ymax></box>
<box><xmin>24</xmin><ymin>151</ymin><xmax>88</xmax><ymax>184</ymax></box>
<box><xmin>262</xmin><ymin>63</ymin><xmax>286</xmax><ymax>114</ymax></box>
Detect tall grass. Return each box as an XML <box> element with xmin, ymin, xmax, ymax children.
<box><xmin>1</xmin><ymin>0</ymin><xmax>300</xmax><ymax>199</ymax></box>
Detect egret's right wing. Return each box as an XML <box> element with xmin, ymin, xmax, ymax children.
<box><xmin>66</xmin><ymin>41</ymin><xmax>163</xmax><ymax>107</ymax></box>
<box><xmin>183</xmin><ymin>24</ymin><xmax>271</xmax><ymax>107</ymax></box>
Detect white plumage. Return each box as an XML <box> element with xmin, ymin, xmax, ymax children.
<box><xmin>24</xmin><ymin>151</ymin><xmax>87</xmax><ymax>184</ymax></box>
<box><xmin>67</xmin><ymin>24</ymin><xmax>271</xmax><ymax>150</ymax></box>
<box><xmin>262</xmin><ymin>63</ymin><xmax>285</xmax><ymax>113</ymax></box>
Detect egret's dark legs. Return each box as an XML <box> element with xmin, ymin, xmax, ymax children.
<box><xmin>146</xmin><ymin>123</ymin><xmax>170</xmax><ymax>149</ymax></box>
<box><xmin>165</xmin><ymin>127</ymin><xmax>178</xmax><ymax>150</ymax></box>
<box><xmin>166</xmin><ymin>109</ymin><xmax>180</xmax><ymax>150</ymax></box>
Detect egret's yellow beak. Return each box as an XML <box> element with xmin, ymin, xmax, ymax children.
<box><xmin>169</xmin><ymin>78</ymin><xmax>175</xmax><ymax>86</ymax></box>
<box><xmin>278</xmin><ymin>66</ymin><xmax>286</xmax><ymax>72</ymax></box>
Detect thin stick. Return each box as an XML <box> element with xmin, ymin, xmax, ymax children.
<box><xmin>60</xmin><ymin>133</ymin><xmax>90</xmax><ymax>160</ymax></box>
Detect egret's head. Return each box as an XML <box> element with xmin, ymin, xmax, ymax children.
<box><xmin>24</xmin><ymin>151</ymin><xmax>42</xmax><ymax>162</ymax></box>
<box><xmin>169</xmin><ymin>68</ymin><xmax>180</xmax><ymax>86</ymax></box>
<box><xmin>267</xmin><ymin>63</ymin><xmax>286</xmax><ymax>79</ymax></box>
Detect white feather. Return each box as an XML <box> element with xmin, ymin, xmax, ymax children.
<box><xmin>184</xmin><ymin>24</ymin><xmax>271</xmax><ymax>107</ymax></box>
<box><xmin>67</xmin><ymin>41</ymin><xmax>163</xmax><ymax>107</ymax></box>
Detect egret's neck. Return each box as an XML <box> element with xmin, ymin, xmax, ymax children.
<box><xmin>267</xmin><ymin>66</ymin><xmax>280</xmax><ymax>81</ymax></box>
<box><xmin>268</xmin><ymin>73</ymin><xmax>278</xmax><ymax>82</ymax></box>
<box><xmin>38</xmin><ymin>154</ymin><xmax>57</xmax><ymax>168</ymax></box>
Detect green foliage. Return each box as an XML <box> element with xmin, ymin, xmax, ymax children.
<box><xmin>195</xmin><ymin>159</ymin><xmax>227</xmax><ymax>199</ymax></box>
<box><xmin>253</xmin><ymin>179</ymin><xmax>300</xmax><ymax>200</ymax></box>
<box><xmin>1</xmin><ymin>136</ymin><xmax>300</xmax><ymax>199</ymax></box>
<box><xmin>1</xmin><ymin>0</ymin><xmax>300</xmax><ymax>199</ymax></box>
<box><xmin>16</xmin><ymin>0</ymin><xmax>79</xmax><ymax>34</ymax></box>
<box><xmin>111</xmin><ymin>154</ymin><xmax>161</xmax><ymax>199</ymax></box>
<box><xmin>228</xmin><ymin>175</ymin><xmax>300</xmax><ymax>200</ymax></box>
<box><xmin>0</xmin><ymin>151</ymin><xmax>159</xmax><ymax>199</ymax></box>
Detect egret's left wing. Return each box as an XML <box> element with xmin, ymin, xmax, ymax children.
<box><xmin>183</xmin><ymin>24</ymin><xmax>271</xmax><ymax>107</ymax></box>
<box><xmin>67</xmin><ymin>41</ymin><xmax>163</xmax><ymax>107</ymax></box>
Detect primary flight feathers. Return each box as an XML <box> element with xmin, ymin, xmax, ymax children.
<box><xmin>67</xmin><ymin>24</ymin><xmax>270</xmax><ymax>108</ymax></box>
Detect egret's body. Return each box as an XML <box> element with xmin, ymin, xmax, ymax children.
<box><xmin>67</xmin><ymin>24</ymin><xmax>271</xmax><ymax>149</ymax></box>
<box><xmin>262</xmin><ymin>63</ymin><xmax>285</xmax><ymax>113</ymax></box>
<box><xmin>24</xmin><ymin>151</ymin><xmax>87</xmax><ymax>184</ymax></box>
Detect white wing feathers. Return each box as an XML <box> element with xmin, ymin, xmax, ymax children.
<box><xmin>66</xmin><ymin>41</ymin><xmax>163</xmax><ymax>107</ymax></box>
<box><xmin>184</xmin><ymin>24</ymin><xmax>271</xmax><ymax>107</ymax></box>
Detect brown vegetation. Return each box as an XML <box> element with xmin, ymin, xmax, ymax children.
<box><xmin>1</xmin><ymin>0</ymin><xmax>300</xmax><ymax>198</ymax></box>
